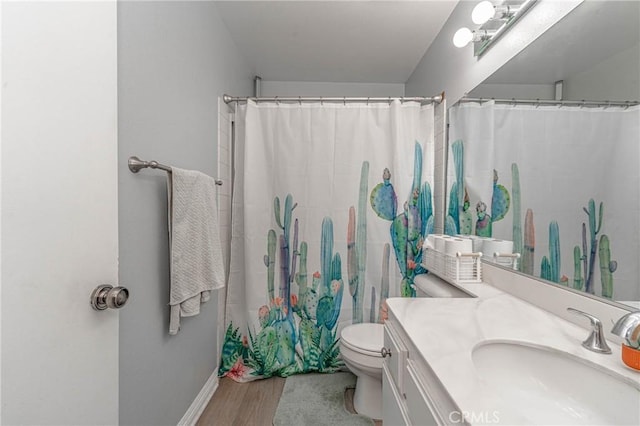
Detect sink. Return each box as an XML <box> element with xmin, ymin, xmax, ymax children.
<box><xmin>472</xmin><ymin>341</ymin><xmax>640</xmax><ymax>425</ymax></box>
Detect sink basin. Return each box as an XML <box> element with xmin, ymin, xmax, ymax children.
<box><xmin>472</xmin><ymin>341</ymin><xmax>640</xmax><ymax>425</ymax></box>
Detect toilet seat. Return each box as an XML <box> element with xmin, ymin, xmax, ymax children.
<box><xmin>340</xmin><ymin>323</ymin><xmax>384</xmax><ymax>357</ymax></box>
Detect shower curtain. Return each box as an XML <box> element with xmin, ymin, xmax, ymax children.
<box><xmin>447</xmin><ymin>101</ymin><xmax>640</xmax><ymax>301</ymax></box>
<box><xmin>220</xmin><ymin>100</ymin><xmax>434</xmax><ymax>382</ymax></box>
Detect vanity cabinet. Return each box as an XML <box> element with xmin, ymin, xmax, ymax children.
<box><xmin>383</xmin><ymin>313</ymin><xmax>460</xmax><ymax>426</ymax></box>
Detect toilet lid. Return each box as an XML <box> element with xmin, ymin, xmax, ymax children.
<box><xmin>340</xmin><ymin>323</ymin><xmax>384</xmax><ymax>354</ymax></box>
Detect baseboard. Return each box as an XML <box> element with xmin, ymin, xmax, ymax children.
<box><xmin>177</xmin><ymin>368</ymin><xmax>219</xmax><ymax>426</ymax></box>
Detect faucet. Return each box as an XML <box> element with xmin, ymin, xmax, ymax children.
<box><xmin>567</xmin><ymin>308</ymin><xmax>612</xmax><ymax>354</ymax></box>
<box><xmin>611</xmin><ymin>311</ymin><xmax>640</xmax><ymax>346</ymax></box>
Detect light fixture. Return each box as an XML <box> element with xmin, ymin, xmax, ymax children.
<box><xmin>453</xmin><ymin>28</ymin><xmax>496</xmax><ymax>49</ymax></box>
<box><xmin>472</xmin><ymin>1</ymin><xmax>495</xmax><ymax>25</ymax></box>
<box><xmin>453</xmin><ymin>0</ymin><xmax>537</xmax><ymax>56</ymax></box>
<box><xmin>453</xmin><ymin>27</ymin><xmax>474</xmax><ymax>48</ymax></box>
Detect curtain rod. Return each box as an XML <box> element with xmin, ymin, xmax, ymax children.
<box><xmin>222</xmin><ymin>94</ymin><xmax>443</xmax><ymax>105</ymax></box>
<box><xmin>458</xmin><ymin>97</ymin><xmax>639</xmax><ymax>108</ymax></box>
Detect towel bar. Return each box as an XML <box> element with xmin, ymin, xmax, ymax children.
<box><xmin>128</xmin><ymin>156</ymin><xmax>223</xmax><ymax>185</ymax></box>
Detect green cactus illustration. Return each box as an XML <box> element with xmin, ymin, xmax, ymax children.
<box><xmin>541</xmin><ymin>256</ymin><xmax>551</xmax><ymax>281</ymax></box>
<box><xmin>459</xmin><ymin>188</ymin><xmax>473</xmax><ymax>235</ymax></box>
<box><xmin>446</xmin><ymin>139</ymin><xmax>465</xmax><ymax>234</ymax></box>
<box><xmin>378</xmin><ymin>243</ymin><xmax>390</xmax><ymax>323</ymax></box>
<box><xmin>599</xmin><ymin>234</ymin><xmax>617</xmax><ymax>298</ymax></box>
<box><xmin>264</xmin><ymin>230</ymin><xmax>276</xmax><ymax>301</ymax></box>
<box><xmin>475</xmin><ymin>201</ymin><xmax>492</xmax><ymax>237</ymax></box>
<box><xmin>491</xmin><ymin>170</ymin><xmax>510</xmax><ymax>225</ymax></box>
<box><xmin>348</xmin><ymin>162</ymin><xmax>369</xmax><ymax>323</ymax></box>
<box><xmin>582</xmin><ymin>199</ymin><xmax>603</xmax><ymax>294</ymax></box>
<box><xmin>539</xmin><ymin>221</ymin><xmax>560</xmax><ymax>283</ymax></box>
<box><xmin>511</xmin><ymin>163</ymin><xmax>522</xmax><ymax>269</ymax></box>
<box><xmin>370</xmin><ymin>168</ymin><xmax>397</xmax><ymax>220</ymax></box>
<box><xmin>221</xmin><ymin>195</ymin><xmax>344</xmax><ymax>380</ymax></box>
<box><xmin>522</xmin><ymin>209</ymin><xmax>535</xmax><ymax>275</ymax></box>
<box><xmin>369</xmin><ymin>287</ymin><xmax>376</xmax><ymax>323</ymax></box>
<box><xmin>573</xmin><ymin>246</ymin><xmax>584</xmax><ymax>291</ymax></box>
<box><xmin>371</xmin><ymin>142</ymin><xmax>433</xmax><ymax>298</ymax></box>
<box><xmin>549</xmin><ymin>221</ymin><xmax>561</xmax><ymax>283</ymax></box>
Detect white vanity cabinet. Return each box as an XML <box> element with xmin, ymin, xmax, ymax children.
<box><xmin>383</xmin><ymin>311</ymin><xmax>462</xmax><ymax>426</ymax></box>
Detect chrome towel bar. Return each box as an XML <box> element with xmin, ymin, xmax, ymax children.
<box><xmin>128</xmin><ymin>156</ymin><xmax>223</xmax><ymax>186</ymax></box>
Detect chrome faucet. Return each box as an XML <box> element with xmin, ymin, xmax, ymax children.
<box><xmin>567</xmin><ymin>308</ymin><xmax>612</xmax><ymax>354</ymax></box>
<box><xmin>611</xmin><ymin>311</ymin><xmax>640</xmax><ymax>346</ymax></box>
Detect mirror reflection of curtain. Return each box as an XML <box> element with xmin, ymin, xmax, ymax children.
<box><xmin>222</xmin><ymin>100</ymin><xmax>435</xmax><ymax>382</ymax></box>
<box><xmin>448</xmin><ymin>101</ymin><xmax>640</xmax><ymax>302</ymax></box>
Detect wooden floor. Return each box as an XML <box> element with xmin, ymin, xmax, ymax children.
<box><xmin>197</xmin><ymin>375</ymin><xmax>382</xmax><ymax>426</ymax></box>
<box><xmin>197</xmin><ymin>376</ymin><xmax>286</xmax><ymax>426</ymax></box>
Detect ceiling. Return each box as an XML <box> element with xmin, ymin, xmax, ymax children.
<box><xmin>214</xmin><ymin>1</ymin><xmax>458</xmax><ymax>83</ymax></box>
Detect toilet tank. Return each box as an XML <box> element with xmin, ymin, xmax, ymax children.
<box><xmin>414</xmin><ymin>274</ymin><xmax>471</xmax><ymax>298</ymax></box>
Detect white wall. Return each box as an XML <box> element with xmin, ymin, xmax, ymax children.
<box><xmin>118</xmin><ymin>2</ymin><xmax>252</xmax><ymax>425</ymax></box>
<box><xmin>405</xmin><ymin>0</ymin><xmax>582</xmax><ymax>103</ymax></box>
<box><xmin>261</xmin><ymin>80</ymin><xmax>404</xmax><ymax>97</ymax></box>
<box><xmin>564</xmin><ymin>43</ymin><xmax>640</xmax><ymax>101</ymax></box>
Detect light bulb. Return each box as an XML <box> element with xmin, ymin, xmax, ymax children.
<box><xmin>453</xmin><ymin>27</ymin><xmax>473</xmax><ymax>48</ymax></box>
<box><xmin>472</xmin><ymin>1</ymin><xmax>496</xmax><ymax>25</ymax></box>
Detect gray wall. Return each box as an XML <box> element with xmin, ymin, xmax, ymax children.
<box><xmin>118</xmin><ymin>2</ymin><xmax>252</xmax><ymax>425</ymax></box>
<box><xmin>564</xmin><ymin>43</ymin><xmax>640</xmax><ymax>102</ymax></box>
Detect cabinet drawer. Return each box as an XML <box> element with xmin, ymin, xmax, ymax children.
<box><xmin>384</xmin><ymin>321</ymin><xmax>408</xmax><ymax>396</ymax></box>
<box><xmin>383</xmin><ymin>363</ymin><xmax>411</xmax><ymax>426</ymax></box>
<box><xmin>405</xmin><ymin>361</ymin><xmax>439</xmax><ymax>426</ymax></box>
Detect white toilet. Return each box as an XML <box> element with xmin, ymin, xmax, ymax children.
<box><xmin>339</xmin><ymin>322</ymin><xmax>384</xmax><ymax>420</ymax></box>
<box><xmin>340</xmin><ymin>273</ymin><xmax>470</xmax><ymax>420</ymax></box>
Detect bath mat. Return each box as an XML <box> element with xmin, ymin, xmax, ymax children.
<box><xmin>273</xmin><ymin>372</ymin><xmax>374</xmax><ymax>426</ymax></box>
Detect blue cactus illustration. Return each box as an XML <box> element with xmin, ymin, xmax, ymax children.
<box><xmin>370</xmin><ymin>142</ymin><xmax>433</xmax><ymax>297</ymax></box>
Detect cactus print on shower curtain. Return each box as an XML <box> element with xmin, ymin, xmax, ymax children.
<box><xmin>219</xmin><ymin>194</ymin><xmax>343</xmax><ymax>381</ymax></box>
<box><xmin>370</xmin><ymin>142</ymin><xmax>433</xmax><ymax>297</ymax></box>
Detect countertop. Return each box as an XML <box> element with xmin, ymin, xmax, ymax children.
<box><xmin>386</xmin><ymin>281</ymin><xmax>640</xmax><ymax>425</ymax></box>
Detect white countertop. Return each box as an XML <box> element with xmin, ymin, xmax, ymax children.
<box><xmin>386</xmin><ymin>282</ymin><xmax>640</xmax><ymax>425</ymax></box>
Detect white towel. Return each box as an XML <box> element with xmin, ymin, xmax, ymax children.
<box><xmin>167</xmin><ymin>167</ymin><xmax>225</xmax><ymax>335</ymax></box>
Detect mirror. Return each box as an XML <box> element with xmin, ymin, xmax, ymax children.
<box><xmin>446</xmin><ymin>0</ymin><xmax>640</xmax><ymax>308</ymax></box>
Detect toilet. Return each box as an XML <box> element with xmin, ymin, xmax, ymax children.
<box><xmin>339</xmin><ymin>273</ymin><xmax>470</xmax><ymax>420</ymax></box>
<box><xmin>339</xmin><ymin>322</ymin><xmax>384</xmax><ymax>420</ymax></box>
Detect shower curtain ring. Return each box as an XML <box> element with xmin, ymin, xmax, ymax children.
<box><xmin>511</xmin><ymin>98</ymin><xmax>516</xmax><ymax>107</ymax></box>
<box><xmin>388</xmin><ymin>97</ymin><xmax>392</xmax><ymax>105</ymax></box>
<box><xmin>580</xmin><ymin>100</ymin><xmax>585</xmax><ymax>109</ymax></box>
<box><xmin>275</xmin><ymin>96</ymin><xmax>279</xmax><ymax>105</ymax></box>
<box><xmin>535</xmin><ymin>99</ymin><xmax>540</xmax><ymax>108</ymax></box>
<box><xmin>367</xmin><ymin>97</ymin><xmax>370</xmax><ymax>106</ymax></box>
<box><xmin>343</xmin><ymin>97</ymin><xmax>346</xmax><ymax>106</ymax></box>
<box><xmin>320</xmin><ymin>97</ymin><xmax>324</xmax><ymax>106</ymax></box>
<box><xmin>479</xmin><ymin>97</ymin><xmax>484</xmax><ymax>105</ymax></box>
<box><xmin>299</xmin><ymin>96</ymin><xmax>302</xmax><ymax>106</ymax></box>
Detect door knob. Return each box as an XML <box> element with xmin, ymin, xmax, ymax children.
<box><xmin>90</xmin><ymin>284</ymin><xmax>129</xmax><ymax>311</ymax></box>
<box><xmin>381</xmin><ymin>347</ymin><xmax>392</xmax><ymax>358</ymax></box>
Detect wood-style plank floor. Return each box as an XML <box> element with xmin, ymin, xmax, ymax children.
<box><xmin>197</xmin><ymin>375</ymin><xmax>382</xmax><ymax>426</ymax></box>
<box><xmin>197</xmin><ymin>376</ymin><xmax>286</xmax><ymax>426</ymax></box>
